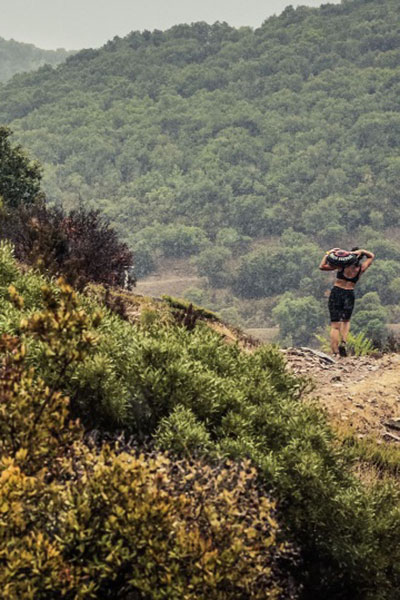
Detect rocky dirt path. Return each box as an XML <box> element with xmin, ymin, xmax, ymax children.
<box><xmin>284</xmin><ymin>348</ymin><xmax>400</xmax><ymax>442</ymax></box>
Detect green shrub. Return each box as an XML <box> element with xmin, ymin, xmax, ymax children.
<box><xmin>182</xmin><ymin>286</ymin><xmax>209</xmax><ymax>306</ymax></box>
<box><xmin>132</xmin><ymin>238</ymin><xmax>156</xmax><ymax>277</ymax></box>
<box><xmin>234</xmin><ymin>244</ymin><xmax>321</xmax><ymax>299</ymax></box>
<box><xmin>0</xmin><ymin>310</ymin><xmax>292</xmax><ymax>599</ymax></box>
<box><xmin>156</xmin><ymin>404</ymin><xmax>213</xmax><ymax>456</ymax></box>
<box><xmin>194</xmin><ymin>245</ymin><xmax>232</xmax><ymax>287</ymax></box>
<box><xmin>316</xmin><ymin>327</ymin><xmax>375</xmax><ymax>356</ymax></box>
<box><xmin>352</xmin><ymin>291</ymin><xmax>388</xmax><ymax>343</ymax></box>
<box><xmin>136</xmin><ymin>223</ymin><xmax>209</xmax><ymax>258</ymax></box>
<box><xmin>273</xmin><ymin>293</ymin><xmax>325</xmax><ymax>346</ymax></box>
<box><xmin>215</xmin><ymin>227</ymin><xmax>250</xmax><ymax>254</ymax></box>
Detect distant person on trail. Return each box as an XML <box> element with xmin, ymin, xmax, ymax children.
<box><xmin>319</xmin><ymin>247</ymin><xmax>375</xmax><ymax>357</ymax></box>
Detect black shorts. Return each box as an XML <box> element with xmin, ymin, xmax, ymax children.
<box><xmin>328</xmin><ymin>286</ymin><xmax>355</xmax><ymax>322</ymax></box>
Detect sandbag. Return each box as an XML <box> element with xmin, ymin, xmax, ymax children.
<box><xmin>326</xmin><ymin>248</ymin><xmax>359</xmax><ymax>267</ymax></box>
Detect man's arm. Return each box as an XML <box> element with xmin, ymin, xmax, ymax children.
<box><xmin>319</xmin><ymin>250</ymin><xmax>337</xmax><ymax>271</ymax></box>
<box><xmin>358</xmin><ymin>249</ymin><xmax>375</xmax><ymax>272</ymax></box>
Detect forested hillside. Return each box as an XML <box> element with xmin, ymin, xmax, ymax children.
<box><xmin>1</xmin><ymin>0</ymin><xmax>400</xmax><ymax>341</ymax></box>
<box><xmin>0</xmin><ymin>37</ymin><xmax>73</xmax><ymax>82</ymax></box>
<box><xmin>2</xmin><ymin>64</ymin><xmax>400</xmax><ymax>599</ymax></box>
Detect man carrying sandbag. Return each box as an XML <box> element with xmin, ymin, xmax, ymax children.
<box><xmin>319</xmin><ymin>247</ymin><xmax>375</xmax><ymax>357</ymax></box>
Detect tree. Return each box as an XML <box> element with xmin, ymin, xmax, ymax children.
<box><xmin>136</xmin><ymin>224</ymin><xmax>209</xmax><ymax>259</ymax></box>
<box><xmin>0</xmin><ymin>127</ymin><xmax>42</xmax><ymax>207</ymax></box>
<box><xmin>364</xmin><ymin>238</ymin><xmax>400</xmax><ymax>262</ymax></box>
<box><xmin>357</xmin><ymin>260</ymin><xmax>400</xmax><ymax>304</ymax></box>
<box><xmin>234</xmin><ymin>243</ymin><xmax>321</xmax><ymax>299</ymax></box>
<box><xmin>132</xmin><ymin>239</ymin><xmax>156</xmax><ymax>277</ymax></box>
<box><xmin>351</xmin><ymin>291</ymin><xmax>388</xmax><ymax>344</ymax></box>
<box><xmin>215</xmin><ymin>227</ymin><xmax>250</xmax><ymax>254</ymax></box>
<box><xmin>194</xmin><ymin>246</ymin><xmax>232</xmax><ymax>288</ymax></box>
<box><xmin>272</xmin><ymin>293</ymin><xmax>325</xmax><ymax>346</ymax></box>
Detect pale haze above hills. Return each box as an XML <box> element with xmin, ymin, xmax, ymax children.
<box><xmin>0</xmin><ymin>37</ymin><xmax>74</xmax><ymax>82</ymax></box>
<box><xmin>2</xmin><ymin>0</ymin><xmax>341</xmax><ymax>50</ymax></box>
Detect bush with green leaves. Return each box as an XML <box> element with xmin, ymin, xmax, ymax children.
<box><xmin>194</xmin><ymin>245</ymin><xmax>233</xmax><ymax>287</ymax></box>
<box><xmin>386</xmin><ymin>277</ymin><xmax>400</xmax><ymax>306</ymax></box>
<box><xmin>234</xmin><ymin>243</ymin><xmax>321</xmax><ymax>299</ymax></box>
<box><xmin>215</xmin><ymin>227</ymin><xmax>251</xmax><ymax>254</ymax></box>
<box><xmin>182</xmin><ymin>286</ymin><xmax>209</xmax><ymax>306</ymax></box>
<box><xmin>272</xmin><ymin>293</ymin><xmax>325</xmax><ymax>346</ymax></box>
<box><xmin>364</xmin><ymin>238</ymin><xmax>400</xmax><ymax>262</ymax></box>
<box><xmin>136</xmin><ymin>223</ymin><xmax>210</xmax><ymax>259</ymax></box>
<box><xmin>315</xmin><ymin>327</ymin><xmax>375</xmax><ymax>356</ymax></box>
<box><xmin>131</xmin><ymin>238</ymin><xmax>156</xmax><ymax>277</ymax></box>
<box><xmin>156</xmin><ymin>404</ymin><xmax>214</xmax><ymax>456</ymax></box>
<box><xmin>352</xmin><ymin>291</ymin><xmax>388</xmax><ymax>344</ymax></box>
<box><xmin>357</xmin><ymin>260</ymin><xmax>400</xmax><ymax>304</ymax></box>
<box><xmin>218</xmin><ymin>305</ymin><xmax>242</xmax><ymax>326</ymax></box>
<box><xmin>0</xmin><ymin>296</ymin><xmax>294</xmax><ymax>600</ymax></box>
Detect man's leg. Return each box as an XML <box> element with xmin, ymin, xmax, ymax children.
<box><xmin>330</xmin><ymin>322</ymin><xmax>340</xmax><ymax>355</ymax></box>
<box><xmin>340</xmin><ymin>320</ymin><xmax>351</xmax><ymax>343</ymax></box>
<box><xmin>338</xmin><ymin>320</ymin><xmax>350</xmax><ymax>356</ymax></box>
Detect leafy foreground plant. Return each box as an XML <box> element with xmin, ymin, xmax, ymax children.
<box><xmin>0</xmin><ymin>282</ymin><xmax>295</xmax><ymax>599</ymax></box>
<box><xmin>315</xmin><ymin>327</ymin><xmax>375</xmax><ymax>356</ymax></box>
<box><xmin>1</xmin><ymin>244</ymin><xmax>400</xmax><ymax>599</ymax></box>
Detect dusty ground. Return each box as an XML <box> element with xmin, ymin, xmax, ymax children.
<box><xmin>135</xmin><ymin>258</ymin><xmax>204</xmax><ymax>297</ymax></box>
<box><xmin>284</xmin><ymin>349</ymin><xmax>400</xmax><ymax>441</ymax></box>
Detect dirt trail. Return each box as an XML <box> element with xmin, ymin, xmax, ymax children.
<box><xmin>284</xmin><ymin>349</ymin><xmax>400</xmax><ymax>441</ymax></box>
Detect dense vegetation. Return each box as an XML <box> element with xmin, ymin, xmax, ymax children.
<box><xmin>0</xmin><ymin>275</ymin><xmax>293</xmax><ymax>599</ymax></box>
<box><xmin>1</xmin><ymin>243</ymin><xmax>400</xmax><ymax>599</ymax></box>
<box><xmin>1</xmin><ymin>0</ymin><xmax>400</xmax><ymax>340</ymax></box>
<box><xmin>1</xmin><ymin>126</ymin><xmax>400</xmax><ymax>598</ymax></box>
<box><xmin>0</xmin><ymin>37</ymin><xmax>73</xmax><ymax>83</ymax></box>
<box><xmin>0</xmin><ymin>126</ymin><xmax>135</xmax><ymax>290</ymax></box>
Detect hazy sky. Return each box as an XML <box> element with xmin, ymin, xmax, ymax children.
<box><xmin>1</xmin><ymin>0</ymin><xmax>341</xmax><ymax>50</ymax></box>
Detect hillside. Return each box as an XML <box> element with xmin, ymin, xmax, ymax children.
<box><xmin>1</xmin><ymin>0</ymin><xmax>400</xmax><ymax>340</ymax></box>
<box><xmin>98</xmin><ymin>281</ymin><xmax>400</xmax><ymax>446</ymax></box>
<box><xmin>89</xmin><ymin>282</ymin><xmax>400</xmax><ymax>446</ymax></box>
<box><xmin>3</xmin><ymin>86</ymin><xmax>400</xmax><ymax>599</ymax></box>
<box><xmin>0</xmin><ymin>37</ymin><xmax>74</xmax><ymax>82</ymax></box>
<box><xmin>2</xmin><ymin>240</ymin><xmax>400</xmax><ymax>598</ymax></box>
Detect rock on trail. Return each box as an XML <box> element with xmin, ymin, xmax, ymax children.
<box><xmin>283</xmin><ymin>348</ymin><xmax>400</xmax><ymax>442</ymax></box>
